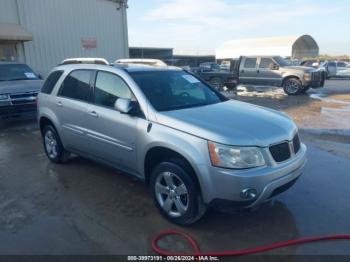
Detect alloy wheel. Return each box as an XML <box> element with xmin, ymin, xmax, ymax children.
<box><xmin>44</xmin><ymin>130</ymin><xmax>58</xmax><ymax>159</ymax></box>
<box><xmin>155</xmin><ymin>171</ymin><xmax>189</xmax><ymax>218</ymax></box>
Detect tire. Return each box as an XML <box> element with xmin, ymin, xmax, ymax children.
<box><xmin>150</xmin><ymin>160</ymin><xmax>206</xmax><ymax>225</ymax></box>
<box><xmin>42</xmin><ymin>125</ymin><xmax>70</xmax><ymax>163</ymax></box>
<box><xmin>209</xmin><ymin>77</ymin><xmax>223</xmax><ymax>91</ymax></box>
<box><xmin>283</xmin><ymin>78</ymin><xmax>302</xmax><ymax>95</ymax></box>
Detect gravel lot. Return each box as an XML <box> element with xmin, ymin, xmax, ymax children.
<box><xmin>0</xmin><ymin>79</ymin><xmax>350</xmax><ymax>258</ymax></box>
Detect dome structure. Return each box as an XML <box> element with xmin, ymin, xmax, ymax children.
<box><xmin>216</xmin><ymin>35</ymin><xmax>319</xmax><ymax>59</ymax></box>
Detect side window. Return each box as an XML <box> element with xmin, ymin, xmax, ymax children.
<box><xmin>259</xmin><ymin>58</ymin><xmax>274</xmax><ymax>69</ymax></box>
<box><xmin>94</xmin><ymin>71</ymin><xmax>133</xmax><ymax>108</ymax></box>
<box><xmin>337</xmin><ymin>62</ymin><xmax>347</xmax><ymax>68</ymax></box>
<box><xmin>59</xmin><ymin>70</ymin><xmax>92</xmax><ymax>102</ymax></box>
<box><xmin>41</xmin><ymin>70</ymin><xmax>63</xmax><ymax>94</ymax></box>
<box><xmin>244</xmin><ymin>58</ymin><xmax>257</xmax><ymax>68</ymax></box>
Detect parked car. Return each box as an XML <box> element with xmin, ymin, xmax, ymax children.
<box><xmin>191</xmin><ymin>62</ymin><xmax>237</xmax><ymax>91</ymax></box>
<box><xmin>38</xmin><ymin>61</ymin><xmax>307</xmax><ymax>225</ymax></box>
<box><xmin>220</xmin><ymin>60</ymin><xmax>231</xmax><ymax>71</ymax></box>
<box><xmin>0</xmin><ymin>62</ymin><xmax>44</xmax><ymax>118</ymax></box>
<box><xmin>321</xmin><ymin>61</ymin><xmax>350</xmax><ymax>78</ymax></box>
<box><xmin>234</xmin><ymin>56</ymin><xmax>326</xmax><ymax>95</ymax></box>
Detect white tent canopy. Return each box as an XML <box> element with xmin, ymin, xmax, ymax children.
<box><xmin>216</xmin><ymin>35</ymin><xmax>319</xmax><ymax>60</ymax></box>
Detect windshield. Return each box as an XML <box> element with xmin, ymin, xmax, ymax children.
<box><xmin>129</xmin><ymin>70</ymin><xmax>224</xmax><ymax>111</ymax></box>
<box><xmin>273</xmin><ymin>56</ymin><xmax>293</xmax><ymax>67</ymax></box>
<box><xmin>0</xmin><ymin>64</ymin><xmax>39</xmax><ymax>81</ymax></box>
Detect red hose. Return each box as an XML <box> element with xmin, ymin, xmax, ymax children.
<box><xmin>152</xmin><ymin>230</ymin><xmax>350</xmax><ymax>257</ymax></box>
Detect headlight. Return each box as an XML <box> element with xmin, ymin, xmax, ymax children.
<box><xmin>0</xmin><ymin>94</ymin><xmax>9</xmax><ymax>100</ymax></box>
<box><xmin>304</xmin><ymin>72</ymin><xmax>311</xmax><ymax>81</ymax></box>
<box><xmin>208</xmin><ymin>142</ymin><xmax>265</xmax><ymax>169</ymax></box>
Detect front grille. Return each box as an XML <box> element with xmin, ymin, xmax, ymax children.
<box><xmin>311</xmin><ymin>71</ymin><xmax>321</xmax><ymax>81</ymax></box>
<box><xmin>293</xmin><ymin>134</ymin><xmax>301</xmax><ymax>153</ymax></box>
<box><xmin>269</xmin><ymin>142</ymin><xmax>291</xmax><ymax>163</ymax></box>
<box><xmin>9</xmin><ymin>92</ymin><xmax>38</xmax><ymax>105</ymax></box>
<box><xmin>9</xmin><ymin>92</ymin><xmax>38</xmax><ymax>99</ymax></box>
<box><xmin>269</xmin><ymin>177</ymin><xmax>299</xmax><ymax>199</ymax></box>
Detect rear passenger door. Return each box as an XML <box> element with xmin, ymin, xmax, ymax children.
<box><xmin>55</xmin><ymin>69</ymin><xmax>93</xmax><ymax>153</ymax></box>
<box><xmin>239</xmin><ymin>57</ymin><xmax>258</xmax><ymax>85</ymax></box>
<box><xmin>84</xmin><ymin>70</ymin><xmax>141</xmax><ymax>174</ymax></box>
<box><xmin>257</xmin><ymin>57</ymin><xmax>282</xmax><ymax>86</ymax></box>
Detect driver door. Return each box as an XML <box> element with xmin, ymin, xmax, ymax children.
<box><xmin>84</xmin><ymin>70</ymin><xmax>141</xmax><ymax>174</ymax></box>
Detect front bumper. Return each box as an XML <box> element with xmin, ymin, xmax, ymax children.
<box><xmin>303</xmin><ymin>80</ymin><xmax>324</xmax><ymax>88</ymax></box>
<box><xmin>198</xmin><ymin>144</ymin><xmax>307</xmax><ymax>207</ymax></box>
<box><xmin>0</xmin><ymin>104</ymin><xmax>37</xmax><ymax>117</ymax></box>
<box><xmin>303</xmin><ymin>71</ymin><xmax>326</xmax><ymax>88</ymax></box>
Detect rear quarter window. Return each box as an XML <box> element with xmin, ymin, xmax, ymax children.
<box><xmin>41</xmin><ymin>71</ymin><xmax>64</xmax><ymax>94</ymax></box>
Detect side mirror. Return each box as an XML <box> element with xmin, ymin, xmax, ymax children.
<box><xmin>38</xmin><ymin>74</ymin><xmax>43</xmax><ymax>80</ymax></box>
<box><xmin>269</xmin><ymin>63</ymin><xmax>279</xmax><ymax>70</ymax></box>
<box><xmin>114</xmin><ymin>98</ymin><xmax>134</xmax><ymax>114</ymax></box>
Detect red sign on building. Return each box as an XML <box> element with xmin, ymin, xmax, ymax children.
<box><xmin>81</xmin><ymin>38</ymin><xmax>97</xmax><ymax>49</ymax></box>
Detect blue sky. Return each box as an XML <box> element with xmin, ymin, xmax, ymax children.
<box><xmin>127</xmin><ymin>0</ymin><xmax>350</xmax><ymax>55</ymax></box>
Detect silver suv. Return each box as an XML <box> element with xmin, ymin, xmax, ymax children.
<box><xmin>37</xmin><ymin>62</ymin><xmax>307</xmax><ymax>225</ymax></box>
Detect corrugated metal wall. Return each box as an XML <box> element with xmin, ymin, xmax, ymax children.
<box><xmin>0</xmin><ymin>0</ymin><xmax>19</xmax><ymax>23</ymax></box>
<box><xmin>14</xmin><ymin>0</ymin><xmax>128</xmax><ymax>76</ymax></box>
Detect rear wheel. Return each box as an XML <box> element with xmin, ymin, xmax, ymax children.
<box><xmin>150</xmin><ymin>160</ymin><xmax>206</xmax><ymax>225</ymax></box>
<box><xmin>283</xmin><ymin>78</ymin><xmax>302</xmax><ymax>95</ymax></box>
<box><xmin>42</xmin><ymin>125</ymin><xmax>70</xmax><ymax>163</ymax></box>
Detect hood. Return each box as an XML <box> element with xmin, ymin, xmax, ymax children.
<box><xmin>156</xmin><ymin>100</ymin><xmax>297</xmax><ymax>147</ymax></box>
<box><xmin>283</xmin><ymin>66</ymin><xmax>314</xmax><ymax>72</ymax></box>
<box><xmin>0</xmin><ymin>80</ymin><xmax>44</xmax><ymax>94</ymax></box>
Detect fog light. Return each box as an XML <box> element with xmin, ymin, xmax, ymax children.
<box><xmin>240</xmin><ymin>188</ymin><xmax>257</xmax><ymax>200</ymax></box>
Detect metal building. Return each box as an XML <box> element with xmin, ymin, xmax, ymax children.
<box><xmin>0</xmin><ymin>0</ymin><xmax>129</xmax><ymax>76</ymax></box>
<box><xmin>216</xmin><ymin>35</ymin><xmax>319</xmax><ymax>60</ymax></box>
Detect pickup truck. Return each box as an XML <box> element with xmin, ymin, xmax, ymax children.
<box><xmin>232</xmin><ymin>56</ymin><xmax>326</xmax><ymax>95</ymax></box>
<box><xmin>191</xmin><ymin>62</ymin><xmax>237</xmax><ymax>91</ymax></box>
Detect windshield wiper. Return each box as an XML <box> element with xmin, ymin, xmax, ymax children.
<box><xmin>164</xmin><ymin>102</ymin><xmax>213</xmax><ymax>111</ymax></box>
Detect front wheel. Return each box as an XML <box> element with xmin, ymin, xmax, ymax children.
<box><xmin>150</xmin><ymin>161</ymin><xmax>206</xmax><ymax>225</ymax></box>
<box><xmin>283</xmin><ymin>78</ymin><xmax>302</xmax><ymax>95</ymax></box>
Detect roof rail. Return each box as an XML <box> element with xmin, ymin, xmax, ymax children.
<box><xmin>60</xmin><ymin>58</ymin><xmax>109</xmax><ymax>65</ymax></box>
<box><xmin>115</xmin><ymin>59</ymin><xmax>167</xmax><ymax>67</ymax></box>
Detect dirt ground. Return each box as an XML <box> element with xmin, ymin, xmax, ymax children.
<box><xmin>0</xmin><ymin>79</ymin><xmax>350</xmax><ymax>260</ymax></box>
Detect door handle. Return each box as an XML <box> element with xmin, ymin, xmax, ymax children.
<box><xmin>89</xmin><ymin>111</ymin><xmax>99</xmax><ymax>118</ymax></box>
<box><xmin>241</xmin><ymin>70</ymin><xmax>245</xmax><ymax>73</ymax></box>
<box><xmin>56</xmin><ymin>101</ymin><xmax>63</xmax><ymax>107</ymax></box>
<box><xmin>257</xmin><ymin>70</ymin><xmax>260</xmax><ymax>73</ymax></box>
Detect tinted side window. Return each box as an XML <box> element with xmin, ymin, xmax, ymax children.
<box><xmin>94</xmin><ymin>71</ymin><xmax>132</xmax><ymax>108</ymax></box>
<box><xmin>244</xmin><ymin>58</ymin><xmax>257</xmax><ymax>68</ymax></box>
<box><xmin>59</xmin><ymin>70</ymin><xmax>91</xmax><ymax>102</ymax></box>
<box><xmin>259</xmin><ymin>58</ymin><xmax>274</xmax><ymax>68</ymax></box>
<box><xmin>41</xmin><ymin>71</ymin><xmax>63</xmax><ymax>94</ymax></box>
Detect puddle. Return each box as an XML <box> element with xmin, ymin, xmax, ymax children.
<box><xmin>310</xmin><ymin>93</ymin><xmax>350</xmax><ymax>106</ymax></box>
<box><xmin>300</xmin><ymin>93</ymin><xmax>350</xmax><ymax>133</ymax></box>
